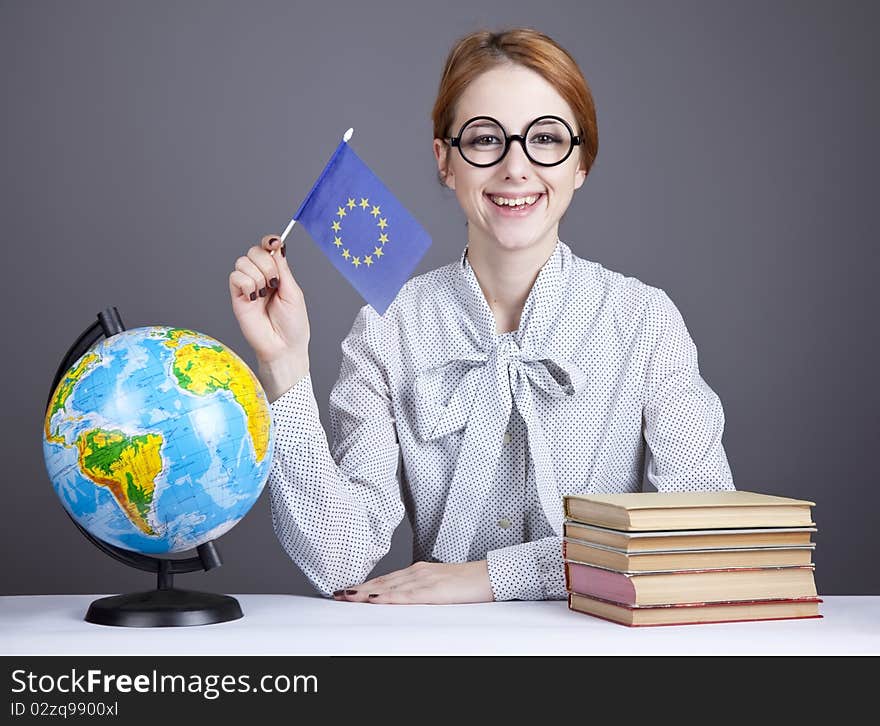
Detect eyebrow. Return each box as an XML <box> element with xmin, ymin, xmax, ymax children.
<box><xmin>531</xmin><ymin>118</ymin><xmax>563</xmax><ymax>127</ymax></box>
<box><xmin>461</xmin><ymin>118</ymin><xmax>568</xmax><ymax>132</ymax></box>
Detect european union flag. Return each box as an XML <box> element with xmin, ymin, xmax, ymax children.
<box><xmin>292</xmin><ymin>130</ymin><xmax>432</xmax><ymax>315</ymax></box>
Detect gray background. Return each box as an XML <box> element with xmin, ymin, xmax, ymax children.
<box><xmin>2</xmin><ymin>0</ymin><xmax>877</xmax><ymax>597</ymax></box>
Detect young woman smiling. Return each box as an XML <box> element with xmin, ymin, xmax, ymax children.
<box><xmin>228</xmin><ymin>27</ymin><xmax>735</xmax><ymax>605</ymax></box>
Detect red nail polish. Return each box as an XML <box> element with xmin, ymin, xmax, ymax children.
<box><xmin>280</xmin><ymin>244</ymin><xmax>286</xmax><ymax>258</ymax></box>
<box><xmin>249</xmin><ymin>291</ymin><xmax>257</xmax><ymax>301</ymax></box>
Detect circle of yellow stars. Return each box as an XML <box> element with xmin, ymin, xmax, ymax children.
<box><xmin>330</xmin><ymin>197</ymin><xmax>390</xmax><ymax>270</ymax></box>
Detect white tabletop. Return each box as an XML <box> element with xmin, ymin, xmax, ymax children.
<box><xmin>1</xmin><ymin>595</ymin><xmax>877</xmax><ymax>655</ymax></box>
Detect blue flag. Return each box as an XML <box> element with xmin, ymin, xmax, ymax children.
<box><xmin>293</xmin><ymin>134</ymin><xmax>432</xmax><ymax>315</ymax></box>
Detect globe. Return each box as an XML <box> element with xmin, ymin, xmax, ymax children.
<box><xmin>42</xmin><ymin>325</ymin><xmax>274</xmax><ymax>555</ymax></box>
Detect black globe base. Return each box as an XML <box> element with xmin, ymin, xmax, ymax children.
<box><xmin>85</xmin><ymin>588</ymin><xmax>243</xmax><ymax>628</ymax></box>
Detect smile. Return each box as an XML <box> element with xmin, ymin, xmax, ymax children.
<box><xmin>485</xmin><ymin>192</ymin><xmax>544</xmax><ymax>216</ymax></box>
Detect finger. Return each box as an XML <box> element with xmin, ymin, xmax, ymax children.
<box><xmin>333</xmin><ymin>576</ymin><xmax>406</xmax><ymax>602</ymax></box>
<box><xmin>234</xmin><ymin>255</ymin><xmax>270</xmax><ymax>299</ymax></box>
<box><xmin>355</xmin><ymin>569</ymin><xmax>411</xmax><ymax>591</ymax></box>
<box><xmin>262</xmin><ymin>234</ymin><xmax>300</xmax><ymax>292</ymax></box>
<box><xmin>229</xmin><ymin>270</ymin><xmax>259</xmax><ymax>302</ymax></box>
<box><xmin>354</xmin><ymin>582</ymin><xmax>405</xmax><ymax>602</ymax></box>
<box><xmin>346</xmin><ymin>566</ymin><xmax>427</xmax><ymax>603</ymax></box>
<box><xmin>330</xmin><ymin>564</ymin><xmax>430</xmax><ymax>601</ymax></box>
<box><xmin>245</xmin><ymin>244</ymin><xmax>282</xmax><ymax>294</ymax></box>
<box><xmin>333</xmin><ymin>587</ymin><xmax>371</xmax><ymax>603</ymax></box>
<box><xmin>261</xmin><ymin>233</ymin><xmax>282</xmax><ymax>252</ymax></box>
<box><xmin>367</xmin><ymin>587</ymin><xmax>423</xmax><ymax>605</ymax></box>
<box><xmin>262</xmin><ymin>234</ymin><xmax>287</xmax><ymax>275</ymax></box>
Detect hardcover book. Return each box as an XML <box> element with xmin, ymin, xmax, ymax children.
<box><xmin>563</xmin><ymin>491</ymin><xmax>815</xmax><ymax>531</ymax></box>
<box><xmin>567</xmin><ymin>592</ymin><xmax>824</xmax><ymax>627</ymax></box>
<box><xmin>564</xmin><ymin>560</ymin><xmax>818</xmax><ymax>606</ymax></box>
<box><xmin>563</xmin><ymin>537</ymin><xmax>815</xmax><ymax>571</ymax></box>
<box><xmin>562</xmin><ymin>521</ymin><xmax>817</xmax><ymax>551</ymax></box>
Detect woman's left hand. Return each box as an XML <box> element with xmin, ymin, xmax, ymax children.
<box><xmin>332</xmin><ymin>560</ymin><xmax>494</xmax><ymax>604</ymax></box>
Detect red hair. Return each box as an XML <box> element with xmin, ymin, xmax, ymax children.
<box><xmin>431</xmin><ymin>27</ymin><xmax>598</xmax><ymax>179</ymax></box>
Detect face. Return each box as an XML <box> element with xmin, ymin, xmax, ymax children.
<box><xmin>433</xmin><ymin>63</ymin><xmax>587</xmax><ymax>256</ymax></box>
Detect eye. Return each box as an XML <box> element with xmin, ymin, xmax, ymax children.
<box><xmin>468</xmin><ymin>135</ymin><xmax>502</xmax><ymax>147</ymax></box>
<box><xmin>530</xmin><ymin>133</ymin><xmax>561</xmax><ymax>145</ymax></box>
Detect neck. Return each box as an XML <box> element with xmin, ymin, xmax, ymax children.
<box><xmin>465</xmin><ymin>227</ymin><xmax>560</xmax><ymax>334</ymax></box>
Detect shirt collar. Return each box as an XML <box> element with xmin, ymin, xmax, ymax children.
<box><xmin>454</xmin><ymin>238</ymin><xmax>572</xmax><ymax>355</ymax></box>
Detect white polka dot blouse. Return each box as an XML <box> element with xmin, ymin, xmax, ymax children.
<box><xmin>268</xmin><ymin>239</ymin><xmax>735</xmax><ymax>601</ymax></box>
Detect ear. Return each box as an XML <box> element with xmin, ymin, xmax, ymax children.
<box><xmin>433</xmin><ymin>138</ymin><xmax>455</xmax><ymax>190</ymax></box>
<box><xmin>573</xmin><ymin>163</ymin><xmax>587</xmax><ymax>191</ymax></box>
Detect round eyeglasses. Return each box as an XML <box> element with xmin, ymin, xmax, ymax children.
<box><xmin>446</xmin><ymin>115</ymin><xmax>582</xmax><ymax>168</ymax></box>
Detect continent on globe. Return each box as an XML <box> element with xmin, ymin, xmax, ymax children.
<box><xmin>76</xmin><ymin>428</ymin><xmax>163</xmax><ymax>536</ymax></box>
<box><xmin>43</xmin><ymin>326</ymin><xmax>275</xmax><ymax>554</ymax></box>
<box><xmin>165</xmin><ymin>330</ymin><xmax>271</xmax><ymax>463</ymax></box>
<box><xmin>44</xmin><ymin>351</ymin><xmax>101</xmax><ymax>444</ymax></box>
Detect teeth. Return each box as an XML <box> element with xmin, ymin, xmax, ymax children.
<box><xmin>490</xmin><ymin>194</ymin><xmax>540</xmax><ymax>207</ymax></box>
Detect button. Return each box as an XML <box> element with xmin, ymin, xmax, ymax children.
<box><xmin>497</xmin><ymin>517</ymin><xmax>511</xmax><ymax>529</ymax></box>
<box><xmin>503</xmin><ymin>431</ymin><xmax>512</xmax><ymax>444</ymax></box>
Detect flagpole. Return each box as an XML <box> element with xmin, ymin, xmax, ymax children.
<box><xmin>277</xmin><ymin>127</ymin><xmax>355</xmax><ymax>247</ymax></box>
<box><xmin>278</xmin><ymin>215</ymin><xmax>297</xmax><ymax>245</ymax></box>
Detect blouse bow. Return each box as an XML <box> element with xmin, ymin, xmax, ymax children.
<box><xmin>413</xmin><ymin>335</ymin><xmax>588</xmax><ymax>563</ymax></box>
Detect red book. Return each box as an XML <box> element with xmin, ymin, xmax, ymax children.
<box><xmin>564</xmin><ymin>560</ymin><xmax>818</xmax><ymax>606</ymax></box>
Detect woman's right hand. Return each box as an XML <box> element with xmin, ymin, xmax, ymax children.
<box><xmin>228</xmin><ymin>235</ymin><xmax>311</xmax><ymax>400</ymax></box>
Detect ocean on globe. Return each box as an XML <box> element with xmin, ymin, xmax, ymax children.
<box><xmin>42</xmin><ymin>326</ymin><xmax>275</xmax><ymax>555</ymax></box>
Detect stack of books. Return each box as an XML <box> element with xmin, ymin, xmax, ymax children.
<box><xmin>562</xmin><ymin>491</ymin><xmax>822</xmax><ymax>627</ymax></box>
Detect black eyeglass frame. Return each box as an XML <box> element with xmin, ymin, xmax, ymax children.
<box><xmin>446</xmin><ymin>114</ymin><xmax>583</xmax><ymax>168</ymax></box>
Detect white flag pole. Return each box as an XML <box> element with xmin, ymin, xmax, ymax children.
<box><xmin>276</xmin><ymin>127</ymin><xmax>355</xmax><ymax>247</ymax></box>
<box><xmin>278</xmin><ymin>216</ymin><xmax>297</xmax><ymax>245</ymax></box>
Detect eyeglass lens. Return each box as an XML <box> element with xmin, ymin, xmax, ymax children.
<box><xmin>458</xmin><ymin>117</ymin><xmax>573</xmax><ymax>166</ymax></box>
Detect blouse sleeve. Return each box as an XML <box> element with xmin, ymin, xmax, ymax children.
<box><xmin>642</xmin><ymin>289</ymin><xmax>735</xmax><ymax>492</ymax></box>
<box><xmin>486</xmin><ymin>536</ymin><xmax>567</xmax><ymax>601</ymax></box>
<box><xmin>267</xmin><ymin>304</ymin><xmax>405</xmax><ymax>597</ymax></box>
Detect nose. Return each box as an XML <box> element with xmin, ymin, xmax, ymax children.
<box><xmin>498</xmin><ymin>137</ymin><xmax>533</xmax><ymax>179</ymax></box>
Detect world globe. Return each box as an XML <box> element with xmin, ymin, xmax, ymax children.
<box><xmin>42</xmin><ymin>325</ymin><xmax>274</xmax><ymax>555</ymax></box>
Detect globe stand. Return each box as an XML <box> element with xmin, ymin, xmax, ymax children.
<box><xmin>84</xmin><ymin>547</ymin><xmax>243</xmax><ymax>627</ymax></box>
<box><xmin>48</xmin><ymin>306</ymin><xmax>243</xmax><ymax>627</ymax></box>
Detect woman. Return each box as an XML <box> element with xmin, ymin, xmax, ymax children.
<box><xmin>228</xmin><ymin>28</ymin><xmax>735</xmax><ymax>604</ymax></box>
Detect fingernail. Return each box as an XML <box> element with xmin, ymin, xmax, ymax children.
<box><xmin>368</xmin><ymin>593</ymin><xmax>379</xmax><ymax>598</ymax></box>
<box><xmin>280</xmin><ymin>243</ymin><xmax>286</xmax><ymax>258</ymax></box>
<box><xmin>269</xmin><ymin>277</ymin><xmax>279</xmax><ymax>289</ymax></box>
<box><xmin>258</xmin><ymin>287</ymin><xmax>267</xmax><ymax>297</ymax></box>
<box><xmin>333</xmin><ymin>590</ymin><xmax>344</xmax><ymax>597</ymax></box>
<box><xmin>345</xmin><ymin>589</ymin><xmax>358</xmax><ymax>595</ymax></box>
<box><xmin>249</xmin><ymin>291</ymin><xmax>257</xmax><ymax>301</ymax></box>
